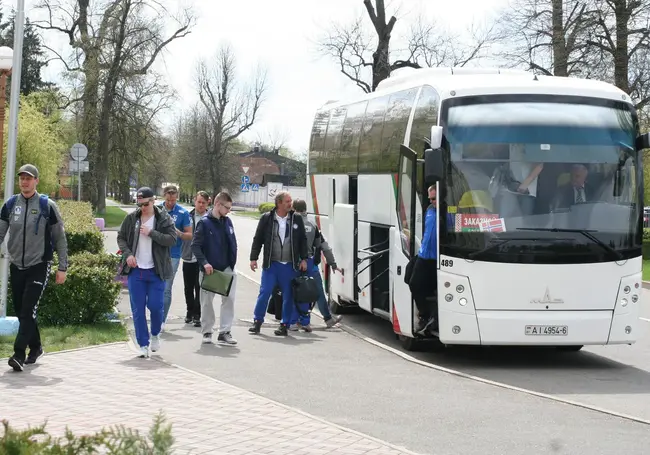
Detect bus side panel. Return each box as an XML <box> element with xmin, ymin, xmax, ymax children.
<box><xmin>390</xmin><ymin>226</ymin><xmax>413</xmax><ymax>337</ymax></box>
<box><xmin>358</xmin><ymin>174</ymin><xmax>395</xmax><ymax>226</ymax></box>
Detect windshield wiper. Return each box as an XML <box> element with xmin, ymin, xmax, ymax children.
<box><xmin>516</xmin><ymin>227</ymin><xmax>623</xmax><ymax>260</ymax></box>
<box><xmin>467</xmin><ymin>237</ymin><xmax>538</xmax><ymax>260</ymax></box>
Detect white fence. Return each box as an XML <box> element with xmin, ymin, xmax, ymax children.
<box><xmin>233</xmin><ymin>184</ymin><xmax>307</xmax><ymax>208</ymax></box>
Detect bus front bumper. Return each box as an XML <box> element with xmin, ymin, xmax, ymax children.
<box><xmin>438</xmin><ymin>309</ymin><xmax>640</xmax><ymax>346</ymax></box>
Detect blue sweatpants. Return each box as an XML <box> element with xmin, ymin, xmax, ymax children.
<box><xmin>290</xmin><ymin>258</ymin><xmax>325</xmax><ymax>326</ymax></box>
<box><xmin>253</xmin><ymin>261</ymin><xmax>297</xmax><ymax>325</ymax></box>
<box><xmin>128</xmin><ymin>267</ymin><xmax>165</xmax><ymax>348</ymax></box>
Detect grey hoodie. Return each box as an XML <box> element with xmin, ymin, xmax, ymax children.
<box><xmin>299</xmin><ymin>213</ymin><xmax>336</xmax><ymax>268</ymax></box>
<box><xmin>0</xmin><ymin>192</ymin><xmax>68</xmax><ymax>271</ymax></box>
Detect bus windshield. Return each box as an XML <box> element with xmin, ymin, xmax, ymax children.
<box><xmin>440</xmin><ymin>95</ymin><xmax>642</xmax><ymax>264</ymax></box>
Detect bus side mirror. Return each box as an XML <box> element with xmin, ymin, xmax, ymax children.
<box><xmin>430</xmin><ymin>126</ymin><xmax>443</xmax><ymax>150</ymax></box>
<box><xmin>425</xmin><ymin>148</ymin><xmax>444</xmax><ymax>182</ymax></box>
<box><xmin>635</xmin><ymin>133</ymin><xmax>649</xmax><ymax>151</ymax></box>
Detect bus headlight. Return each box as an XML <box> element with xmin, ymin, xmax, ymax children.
<box><xmin>456</xmin><ymin>285</ymin><xmax>464</xmax><ymax>293</ymax></box>
<box><xmin>445</xmin><ymin>294</ymin><xmax>453</xmax><ymax>302</ymax></box>
<box><xmin>621</xmin><ymin>298</ymin><xmax>628</xmax><ymax>307</ymax></box>
<box><xmin>624</xmin><ymin>286</ymin><xmax>631</xmax><ymax>294</ymax></box>
<box><xmin>459</xmin><ymin>297</ymin><xmax>467</xmax><ymax>306</ymax></box>
<box><xmin>632</xmin><ymin>294</ymin><xmax>638</xmax><ymax>303</ymax></box>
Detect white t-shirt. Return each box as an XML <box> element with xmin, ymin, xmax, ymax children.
<box><xmin>136</xmin><ymin>216</ymin><xmax>155</xmax><ymax>269</ymax></box>
<box><xmin>276</xmin><ymin>213</ymin><xmax>288</xmax><ymax>245</ymax></box>
<box><xmin>509</xmin><ymin>145</ymin><xmax>538</xmax><ymax>197</ymax></box>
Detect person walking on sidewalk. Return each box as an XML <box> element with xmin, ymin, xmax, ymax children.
<box><xmin>158</xmin><ymin>185</ymin><xmax>192</xmax><ymax>329</ymax></box>
<box><xmin>181</xmin><ymin>191</ymin><xmax>210</xmax><ymax>327</ymax></box>
<box><xmin>118</xmin><ymin>187</ymin><xmax>177</xmax><ymax>358</ymax></box>
<box><xmin>1</xmin><ymin>164</ymin><xmax>68</xmax><ymax>372</ymax></box>
<box><xmin>191</xmin><ymin>192</ymin><xmax>238</xmax><ymax>345</ymax></box>
<box><xmin>289</xmin><ymin>198</ymin><xmax>342</xmax><ymax>332</ymax></box>
<box><xmin>248</xmin><ymin>191</ymin><xmax>308</xmax><ymax>336</ymax></box>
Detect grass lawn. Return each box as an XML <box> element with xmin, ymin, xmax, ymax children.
<box><xmin>233</xmin><ymin>210</ymin><xmax>262</xmax><ymax>220</ymax></box>
<box><xmin>94</xmin><ymin>206</ymin><xmax>127</xmax><ymax>228</ymax></box>
<box><xmin>0</xmin><ymin>322</ymin><xmax>128</xmax><ymax>358</ymax></box>
<box><xmin>644</xmin><ymin>260</ymin><xmax>650</xmax><ymax>281</ymax></box>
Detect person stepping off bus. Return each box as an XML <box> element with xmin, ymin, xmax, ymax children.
<box><xmin>409</xmin><ymin>185</ymin><xmax>439</xmax><ymax>335</ymax></box>
<box><xmin>248</xmin><ymin>192</ymin><xmax>308</xmax><ymax>336</ymax></box>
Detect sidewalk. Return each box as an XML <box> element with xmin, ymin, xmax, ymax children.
<box><xmin>0</xmin><ymin>343</ymin><xmax>418</xmax><ymax>455</ymax></box>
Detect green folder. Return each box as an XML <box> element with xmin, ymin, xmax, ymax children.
<box><xmin>201</xmin><ymin>269</ymin><xmax>234</xmax><ymax>296</ymax></box>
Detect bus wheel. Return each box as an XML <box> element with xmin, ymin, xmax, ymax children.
<box><xmin>399</xmin><ymin>335</ymin><xmax>421</xmax><ymax>352</ymax></box>
<box><xmin>556</xmin><ymin>345</ymin><xmax>584</xmax><ymax>352</ymax></box>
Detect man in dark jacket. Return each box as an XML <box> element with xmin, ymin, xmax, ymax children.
<box><xmin>191</xmin><ymin>191</ymin><xmax>238</xmax><ymax>345</ymax></box>
<box><xmin>181</xmin><ymin>190</ymin><xmax>210</xmax><ymax>327</ymax></box>
<box><xmin>248</xmin><ymin>191</ymin><xmax>308</xmax><ymax>336</ymax></box>
<box><xmin>117</xmin><ymin>187</ymin><xmax>177</xmax><ymax>358</ymax></box>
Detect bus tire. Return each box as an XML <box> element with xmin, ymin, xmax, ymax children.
<box><xmin>556</xmin><ymin>345</ymin><xmax>583</xmax><ymax>352</ymax></box>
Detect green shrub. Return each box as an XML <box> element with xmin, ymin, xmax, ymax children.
<box><xmin>57</xmin><ymin>200</ymin><xmax>103</xmax><ymax>255</ymax></box>
<box><xmin>258</xmin><ymin>202</ymin><xmax>274</xmax><ymax>214</ymax></box>
<box><xmin>0</xmin><ymin>410</ymin><xmax>174</xmax><ymax>454</ymax></box>
<box><xmin>6</xmin><ymin>253</ymin><xmax>121</xmax><ymax>326</ymax></box>
<box><xmin>643</xmin><ymin>228</ymin><xmax>650</xmax><ymax>242</ymax></box>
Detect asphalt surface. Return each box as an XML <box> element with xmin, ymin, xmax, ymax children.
<box><xmin>103</xmin><ymin>207</ymin><xmax>650</xmax><ymax>455</ymax></box>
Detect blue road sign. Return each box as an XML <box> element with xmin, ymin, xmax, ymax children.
<box><xmin>241</xmin><ymin>175</ymin><xmax>250</xmax><ymax>184</ymax></box>
<box><xmin>240</xmin><ymin>183</ymin><xmax>250</xmax><ymax>192</ymax></box>
<box><xmin>251</xmin><ymin>183</ymin><xmax>260</xmax><ymax>192</ymax></box>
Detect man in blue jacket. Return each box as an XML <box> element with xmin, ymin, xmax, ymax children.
<box><xmin>409</xmin><ymin>185</ymin><xmax>439</xmax><ymax>335</ymax></box>
<box><xmin>191</xmin><ymin>192</ymin><xmax>238</xmax><ymax>345</ymax></box>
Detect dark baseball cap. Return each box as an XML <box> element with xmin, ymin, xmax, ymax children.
<box><xmin>136</xmin><ymin>187</ymin><xmax>154</xmax><ymax>199</ymax></box>
<box><xmin>18</xmin><ymin>164</ymin><xmax>39</xmax><ymax>179</ymax></box>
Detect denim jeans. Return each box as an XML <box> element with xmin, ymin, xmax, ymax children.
<box><xmin>128</xmin><ymin>267</ymin><xmax>165</xmax><ymax>348</ymax></box>
<box><xmin>163</xmin><ymin>257</ymin><xmax>181</xmax><ymax>322</ymax></box>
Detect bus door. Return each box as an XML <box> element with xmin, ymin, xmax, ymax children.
<box><xmin>392</xmin><ymin>145</ymin><xmax>418</xmax><ymax>336</ymax></box>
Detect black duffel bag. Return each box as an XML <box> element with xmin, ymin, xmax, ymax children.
<box><xmin>292</xmin><ymin>273</ymin><xmax>320</xmax><ymax>304</ymax></box>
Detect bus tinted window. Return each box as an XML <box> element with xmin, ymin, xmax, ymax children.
<box><xmin>410</xmin><ymin>86</ymin><xmax>440</xmax><ymax>156</ymax></box>
<box><xmin>337</xmin><ymin>101</ymin><xmax>367</xmax><ymax>173</ymax></box>
<box><xmin>359</xmin><ymin>95</ymin><xmax>389</xmax><ymax>172</ymax></box>
<box><xmin>323</xmin><ymin>107</ymin><xmax>347</xmax><ymax>172</ymax></box>
<box><xmin>309</xmin><ymin>109</ymin><xmax>330</xmax><ymax>173</ymax></box>
<box><xmin>379</xmin><ymin>88</ymin><xmax>418</xmax><ymax>172</ymax></box>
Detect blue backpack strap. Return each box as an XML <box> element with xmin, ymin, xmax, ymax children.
<box><xmin>5</xmin><ymin>194</ymin><xmax>17</xmax><ymax>213</ymax></box>
<box><xmin>34</xmin><ymin>194</ymin><xmax>50</xmax><ymax>235</ymax></box>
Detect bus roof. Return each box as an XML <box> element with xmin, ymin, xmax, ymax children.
<box><xmin>319</xmin><ymin>67</ymin><xmax>634</xmax><ymax>111</ymax></box>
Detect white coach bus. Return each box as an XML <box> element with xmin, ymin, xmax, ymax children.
<box><xmin>306</xmin><ymin>67</ymin><xmax>648</xmax><ymax>351</ymax></box>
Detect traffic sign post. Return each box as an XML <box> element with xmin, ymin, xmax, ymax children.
<box><xmin>241</xmin><ymin>175</ymin><xmax>250</xmax><ymax>184</ymax></box>
<box><xmin>251</xmin><ymin>183</ymin><xmax>259</xmax><ymax>192</ymax></box>
<box><xmin>70</xmin><ymin>143</ymin><xmax>88</xmax><ymax>202</ymax></box>
<box><xmin>240</xmin><ymin>183</ymin><xmax>250</xmax><ymax>192</ymax></box>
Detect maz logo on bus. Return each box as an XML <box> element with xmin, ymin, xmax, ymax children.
<box><xmin>530</xmin><ymin>287</ymin><xmax>564</xmax><ymax>304</ymax></box>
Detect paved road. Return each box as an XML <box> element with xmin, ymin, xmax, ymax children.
<box><xmin>103</xmin><ymin>212</ymin><xmax>650</xmax><ymax>455</ymax></box>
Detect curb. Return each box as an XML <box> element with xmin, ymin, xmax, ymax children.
<box><xmin>643</xmin><ymin>281</ymin><xmax>650</xmax><ymax>290</ymax></box>
<box><xmin>0</xmin><ymin>341</ymin><xmax>128</xmax><ymax>362</ymax></box>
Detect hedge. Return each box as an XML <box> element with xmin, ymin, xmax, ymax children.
<box><xmin>57</xmin><ymin>200</ymin><xmax>104</xmax><ymax>255</ymax></box>
<box><xmin>5</xmin><ymin>201</ymin><xmax>121</xmax><ymax>326</ymax></box>
<box><xmin>258</xmin><ymin>202</ymin><xmax>274</xmax><ymax>214</ymax></box>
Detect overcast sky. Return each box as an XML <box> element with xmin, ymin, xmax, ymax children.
<box><xmin>19</xmin><ymin>0</ymin><xmax>509</xmax><ymax>154</ymax></box>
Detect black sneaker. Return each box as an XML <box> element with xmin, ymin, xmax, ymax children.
<box><xmin>193</xmin><ymin>318</ymin><xmax>201</xmax><ymax>328</ymax></box>
<box><xmin>217</xmin><ymin>332</ymin><xmax>238</xmax><ymax>345</ymax></box>
<box><xmin>415</xmin><ymin>317</ymin><xmax>435</xmax><ymax>335</ymax></box>
<box><xmin>8</xmin><ymin>356</ymin><xmax>24</xmax><ymax>372</ymax></box>
<box><xmin>248</xmin><ymin>320</ymin><xmax>262</xmax><ymax>334</ymax></box>
<box><xmin>184</xmin><ymin>312</ymin><xmax>192</xmax><ymax>324</ymax></box>
<box><xmin>274</xmin><ymin>324</ymin><xmax>288</xmax><ymax>336</ymax></box>
<box><xmin>25</xmin><ymin>347</ymin><xmax>44</xmax><ymax>365</ymax></box>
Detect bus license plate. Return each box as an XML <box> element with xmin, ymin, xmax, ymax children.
<box><xmin>525</xmin><ymin>325</ymin><xmax>568</xmax><ymax>336</ymax></box>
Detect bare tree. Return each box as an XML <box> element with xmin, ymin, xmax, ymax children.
<box><xmin>494</xmin><ymin>0</ymin><xmax>594</xmax><ymax>77</ymax></box>
<box><xmin>34</xmin><ymin>0</ymin><xmax>194</xmax><ymax>211</ymax></box>
<box><xmin>196</xmin><ymin>44</ymin><xmax>267</xmax><ymax>194</ymax></box>
<box><xmin>586</xmin><ymin>0</ymin><xmax>650</xmax><ymax>110</ymax></box>
<box><xmin>318</xmin><ymin>0</ymin><xmax>495</xmax><ymax>92</ymax></box>
<box><xmin>257</xmin><ymin>126</ymin><xmax>291</xmax><ymax>154</ymax></box>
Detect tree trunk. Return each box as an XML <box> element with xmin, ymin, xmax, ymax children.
<box><xmin>613</xmin><ymin>0</ymin><xmax>630</xmax><ymax>93</ymax></box>
<box><xmin>551</xmin><ymin>0</ymin><xmax>569</xmax><ymax>77</ymax></box>
<box><xmin>81</xmin><ymin>48</ymin><xmax>100</xmax><ymax>209</ymax></box>
<box><xmin>372</xmin><ymin>35</ymin><xmax>391</xmax><ymax>91</ymax></box>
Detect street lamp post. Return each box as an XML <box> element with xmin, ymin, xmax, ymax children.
<box><xmin>0</xmin><ymin>0</ymin><xmax>25</xmax><ymax>335</ymax></box>
<box><xmin>0</xmin><ymin>46</ymin><xmax>13</xmax><ymax>196</ymax></box>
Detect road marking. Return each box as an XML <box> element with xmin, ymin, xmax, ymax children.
<box><xmin>236</xmin><ymin>270</ymin><xmax>650</xmax><ymax>427</ymax></box>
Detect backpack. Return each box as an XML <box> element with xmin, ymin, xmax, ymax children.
<box><xmin>6</xmin><ymin>194</ymin><xmax>51</xmax><ymax>235</ymax></box>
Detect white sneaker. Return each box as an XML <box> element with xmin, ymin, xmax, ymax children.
<box><xmin>138</xmin><ymin>346</ymin><xmax>150</xmax><ymax>358</ymax></box>
<box><xmin>150</xmin><ymin>335</ymin><xmax>161</xmax><ymax>352</ymax></box>
<box><xmin>202</xmin><ymin>333</ymin><xmax>213</xmax><ymax>344</ymax></box>
<box><xmin>160</xmin><ymin>323</ymin><xmax>165</xmax><ymax>333</ymax></box>
<box><xmin>326</xmin><ymin>315</ymin><xmax>343</xmax><ymax>328</ymax></box>
<box><xmin>289</xmin><ymin>324</ymin><xmax>299</xmax><ymax>331</ymax></box>
<box><xmin>217</xmin><ymin>332</ymin><xmax>238</xmax><ymax>345</ymax></box>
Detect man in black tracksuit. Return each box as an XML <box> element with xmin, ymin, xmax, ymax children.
<box><xmin>248</xmin><ymin>191</ymin><xmax>308</xmax><ymax>336</ymax></box>
<box><xmin>0</xmin><ymin>164</ymin><xmax>68</xmax><ymax>372</ymax></box>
